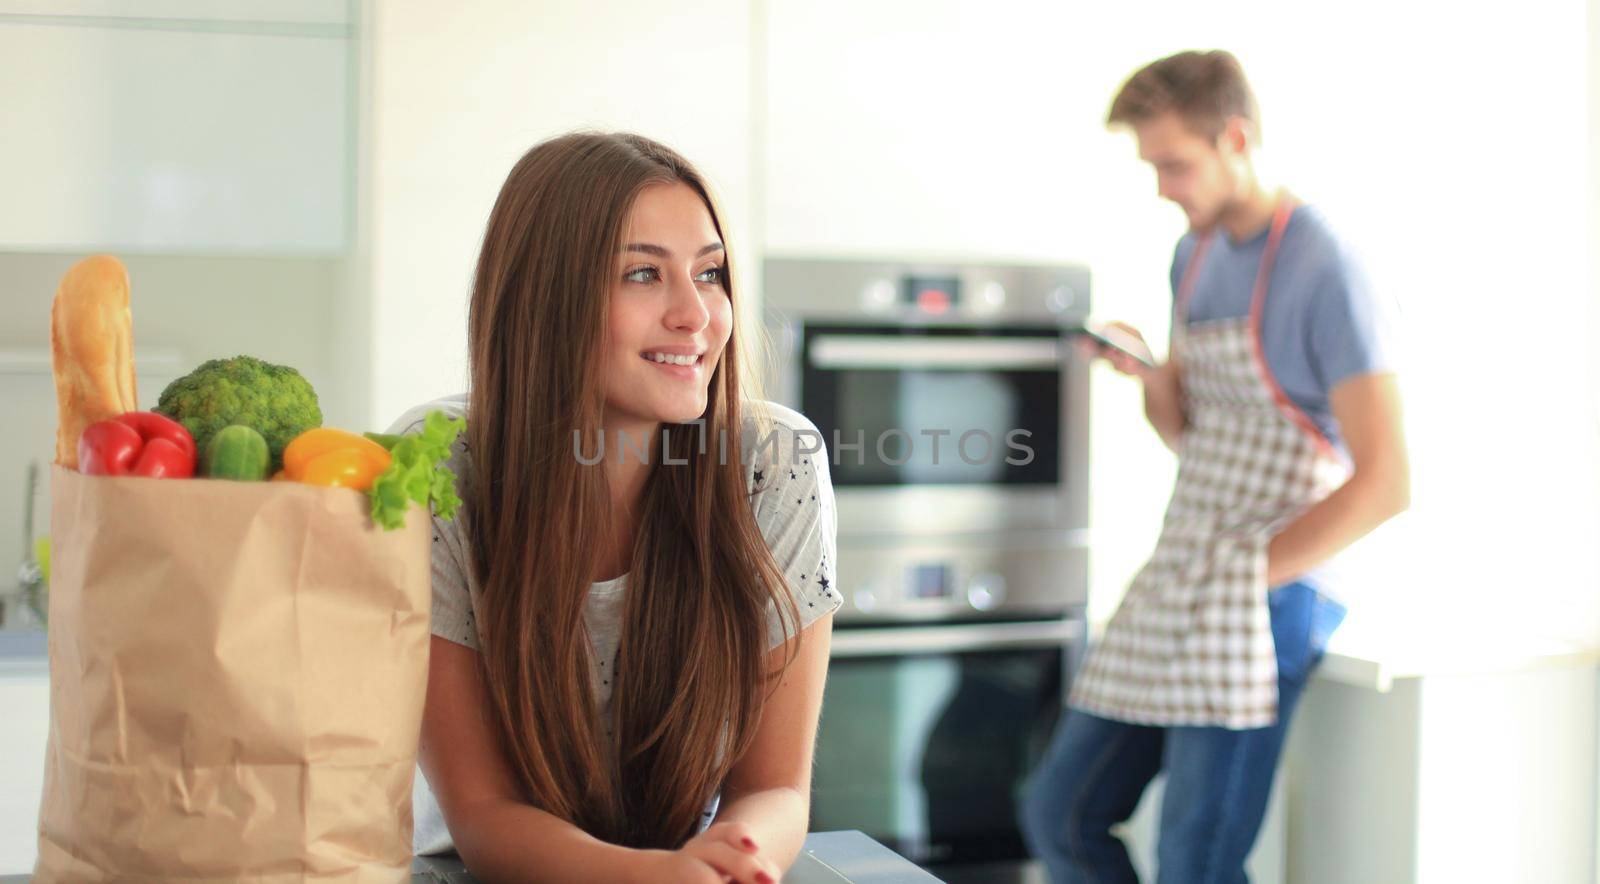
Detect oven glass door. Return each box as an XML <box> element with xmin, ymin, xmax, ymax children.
<box><xmin>810</xmin><ymin>620</ymin><xmax>1076</xmax><ymax>868</ymax></box>
<box><xmin>800</xmin><ymin>324</ymin><xmax>1064</xmax><ymax>488</ymax></box>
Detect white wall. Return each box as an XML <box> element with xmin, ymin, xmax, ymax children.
<box><xmin>762</xmin><ymin>0</ymin><xmax>1600</xmax><ymax>644</ymax></box>
<box><xmin>363</xmin><ymin>0</ymin><xmax>758</xmax><ymax>430</ymax></box>
<box><xmin>1273</xmin><ymin>0</ymin><xmax>1598</xmax><ymax>649</ymax></box>
<box><xmin>1588</xmin><ymin>0</ymin><xmax>1600</xmax><ymax>870</ymax></box>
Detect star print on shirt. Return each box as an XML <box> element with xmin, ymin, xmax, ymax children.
<box><xmin>752</xmin><ymin>469</ymin><xmax>765</xmax><ymax>488</ymax></box>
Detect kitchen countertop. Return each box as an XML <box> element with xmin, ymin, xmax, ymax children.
<box><xmin>0</xmin><ymin>630</ymin><xmax>45</xmax><ymax>674</ymax></box>
<box><xmin>1312</xmin><ymin>628</ymin><xmax>1599</xmax><ymax>693</ymax></box>
<box><xmin>413</xmin><ymin>831</ymin><xmax>937</xmax><ymax>882</ymax></box>
<box><xmin>0</xmin><ymin>831</ymin><xmax>937</xmax><ymax>883</ymax></box>
<box><xmin>1072</xmin><ymin>619</ymin><xmax>1600</xmax><ymax>694</ymax></box>
<box><xmin>12</xmin><ymin>621</ymin><xmax>1599</xmax><ymax>691</ymax></box>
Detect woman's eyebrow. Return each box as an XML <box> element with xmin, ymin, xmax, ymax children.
<box><xmin>622</xmin><ymin>242</ymin><xmax>726</xmax><ymax>258</ymax></box>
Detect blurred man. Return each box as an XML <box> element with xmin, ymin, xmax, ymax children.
<box><xmin>1020</xmin><ymin>50</ymin><xmax>1409</xmax><ymax>883</ymax></box>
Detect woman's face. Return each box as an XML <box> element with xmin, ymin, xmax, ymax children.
<box><xmin>603</xmin><ymin>181</ymin><xmax>733</xmax><ymax>436</ymax></box>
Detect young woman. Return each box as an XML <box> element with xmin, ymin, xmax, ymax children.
<box><xmin>386</xmin><ymin>132</ymin><xmax>842</xmax><ymax>883</ymax></box>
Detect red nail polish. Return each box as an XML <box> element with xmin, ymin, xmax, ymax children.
<box><xmin>756</xmin><ymin>874</ymin><xmax>774</xmax><ymax>884</ymax></box>
<box><xmin>742</xmin><ymin>836</ymin><xmax>759</xmax><ymax>850</ymax></box>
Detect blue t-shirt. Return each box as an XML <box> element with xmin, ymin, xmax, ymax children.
<box><xmin>1170</xmin><ymin>204</ymin><xmax>1398</xmax><ymax>455</ymax></box>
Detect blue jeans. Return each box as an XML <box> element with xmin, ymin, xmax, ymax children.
<box><xmin>1019</xmin><ymin>581</ymin><xmax>1346</xmax><ymax>884</ymax></box>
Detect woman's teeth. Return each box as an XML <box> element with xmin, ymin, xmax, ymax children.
<box><xmin>643</xmin><ymin>352</ymin><xmax>700</xmax><ymax>366</ymax></box>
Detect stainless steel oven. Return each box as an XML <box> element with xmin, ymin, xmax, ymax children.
<box><xmin>763</xmin><ymin>258</ymin><xmax>1092</xmax><ymax>625</ymax></box>
<box><xmin>763</xmin><ymin>258</ymin><xmax>1094</xmax><ymax>881</ymax></box>
<box><xmin>813</xmin><ymin>619</ymin><xmax>1084</xmax><ymax>883</ymax></box>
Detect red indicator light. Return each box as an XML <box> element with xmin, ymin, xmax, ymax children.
<box><xmin>917</xmin><ymin>289</ymin><xmax>950</xmax><ymax>313</ymax></box>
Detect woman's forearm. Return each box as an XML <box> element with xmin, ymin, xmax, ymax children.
<box><xmin>450</xmin><ymin>797</ymin><xmax>649</xmax><ymax>884</ymax></box>
<box><xmin>713</xmin><ymin>786</ymin><xmax>810</xmax><ymax>872</ymax></box>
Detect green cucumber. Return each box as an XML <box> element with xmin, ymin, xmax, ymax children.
<box><xmin>205</xmin><ymin>425</ymin><xmax>271</xmax><ymax>481</ymax></box>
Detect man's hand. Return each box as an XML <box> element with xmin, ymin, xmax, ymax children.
<box><xmin>1264</xmin><ymin>372</ymin><xmax>1409</xmax><ymax>585</ymax></box>
<box><xmin>1077</xmin><ymin>321</ymin><xmax>1160</xmax><ymax>380</ymax></box>
<box><xmin>1080</xmin><ymin>321</ymin><xmax>1186</xmax><ymax>451</ymax></box>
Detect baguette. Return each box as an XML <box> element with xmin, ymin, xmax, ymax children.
<box><xmin>51</xmin><ymin>255</ymin><xmax>138</xmax><ymax>469</ymax></box>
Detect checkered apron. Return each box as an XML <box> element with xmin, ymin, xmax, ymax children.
<box><xmin>1069</xmin><ymin>198</ymin><xmax>1350</xmax><ymax>729</ymax></box>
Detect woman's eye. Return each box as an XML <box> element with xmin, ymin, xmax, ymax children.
<box><xmin>624</xmin><ymin>265</ymin><xmax>724</xmax><ymax>285</ymax></box>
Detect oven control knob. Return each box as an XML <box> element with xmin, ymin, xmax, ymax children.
<box><xmin>967</xmin><ymin>573</ymin><xmax>1006</xmax><ymax>611</ymax></box>
<box><xmin>862</xmin><ymin>280</ymin><xmax>896</xmax><ymax>313</ymax></box>
<box><xmin>1046</xmin><ymin>285</ymin><xmax>1076</xmax><ymax>314</ymax></box>
<box><xmin>854</xmin><ymin>587</ymin><xmax>878</xmax><ymax>613</ymax></box>
<box><xmin>976</xmin><ymin>281</ymin><xmax>1006</xmax><ymax>313</ymax></box>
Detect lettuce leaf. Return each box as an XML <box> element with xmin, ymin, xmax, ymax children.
<box><xmin>368</xmin><ymin>410</ymin><xmax>466</xmax><ymax>531</ymax></box>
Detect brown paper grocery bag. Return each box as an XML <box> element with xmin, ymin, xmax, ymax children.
<box><xmin>35</xmin><ymin>465</ymin><xmax>432</xmax><ymax>882</ymax></box>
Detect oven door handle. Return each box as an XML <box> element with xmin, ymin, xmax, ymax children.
<box><xmin>829</xmin><ymin>619</ymin><xmax>1084</xmax><ymax>658</ymax></box>
<box><xmin>808</xmin><ymin>335</ymin><xmax>1062</xmax><ymax>370</ymax></box>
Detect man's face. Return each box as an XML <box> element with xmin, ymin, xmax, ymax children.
<box><xmin>1133</xmin><ymin>111</ymin><xmax>1245</xmax><ymax>232</ymax></box>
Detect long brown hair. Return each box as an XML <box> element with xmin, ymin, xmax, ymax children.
<box><xmin>465</xmin><ymin>132</ymin><xmax>798</xmax><ymax>848</ymax></box>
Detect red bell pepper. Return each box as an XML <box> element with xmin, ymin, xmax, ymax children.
<box><xmin>78</xmin><ymin>411</ymin><xmax>197</xmax><ymax>479</ymax></box>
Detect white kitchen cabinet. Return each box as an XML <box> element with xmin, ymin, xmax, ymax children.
<box><xmin>1283</xmin><ymin>638</ymin><xmax>1598</xmax><ymax>883</ymax></box>
<box><xmin>0</xmin><ymin>664</ymin><xmax>49</xmax><ymax>874</ymax></box>
<box><xmin>0</xmin><ymin>4</ymin><xmax>350</xmax><ymax>253</ymax></box>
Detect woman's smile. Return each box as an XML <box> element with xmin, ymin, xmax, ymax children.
<box><xmin>640</xmin><ymin>347</ymin><xmax>708</xmax><ymax>380</ymax></box>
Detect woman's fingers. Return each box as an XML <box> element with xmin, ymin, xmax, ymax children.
<box><xmin>667</xmin><ymin>853</ymin><xmax>732</xmax><ymax>884</ymax></box>
<box><xmin>704</xmin><ymin>820</ymin><xmax>761</xmax><ymax>854</ymax></box>
<box><xmin>690</xmin><ymin>840</ymin><xmax>780</xmax><ymax>884</ymax></box>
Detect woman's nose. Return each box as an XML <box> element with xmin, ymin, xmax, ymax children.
<box><xmin>663</xmin><ymin>270</ymin><xmax>710</xmax><ymax>332</ymax></box>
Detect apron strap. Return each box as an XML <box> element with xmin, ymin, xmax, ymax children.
<box><xmin>1246</xmin><ymin>196</ymin><xmax>1340</xmax><ymax>458</ymax></box>
<box><xmin>1172</xmin><ymin>234</ymin><xmax>1212</xmax><ymax>329</ymax></box>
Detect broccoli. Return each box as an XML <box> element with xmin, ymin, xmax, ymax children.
<box><xmin>154</xmin><ymin>356</ymin><xmax>323</xmax><ymax>472</ymax></box>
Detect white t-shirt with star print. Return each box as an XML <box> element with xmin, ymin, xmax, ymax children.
<box><xmin>384</xmin><ymin>395</ymin><xmax>843</xmax><ymax>856</ymax></box>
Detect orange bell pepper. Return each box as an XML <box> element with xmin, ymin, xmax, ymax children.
<box><xmin>281</xmin><ymin>428</ymin><xmax>392</xmax><ymax>491</ymax></box>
